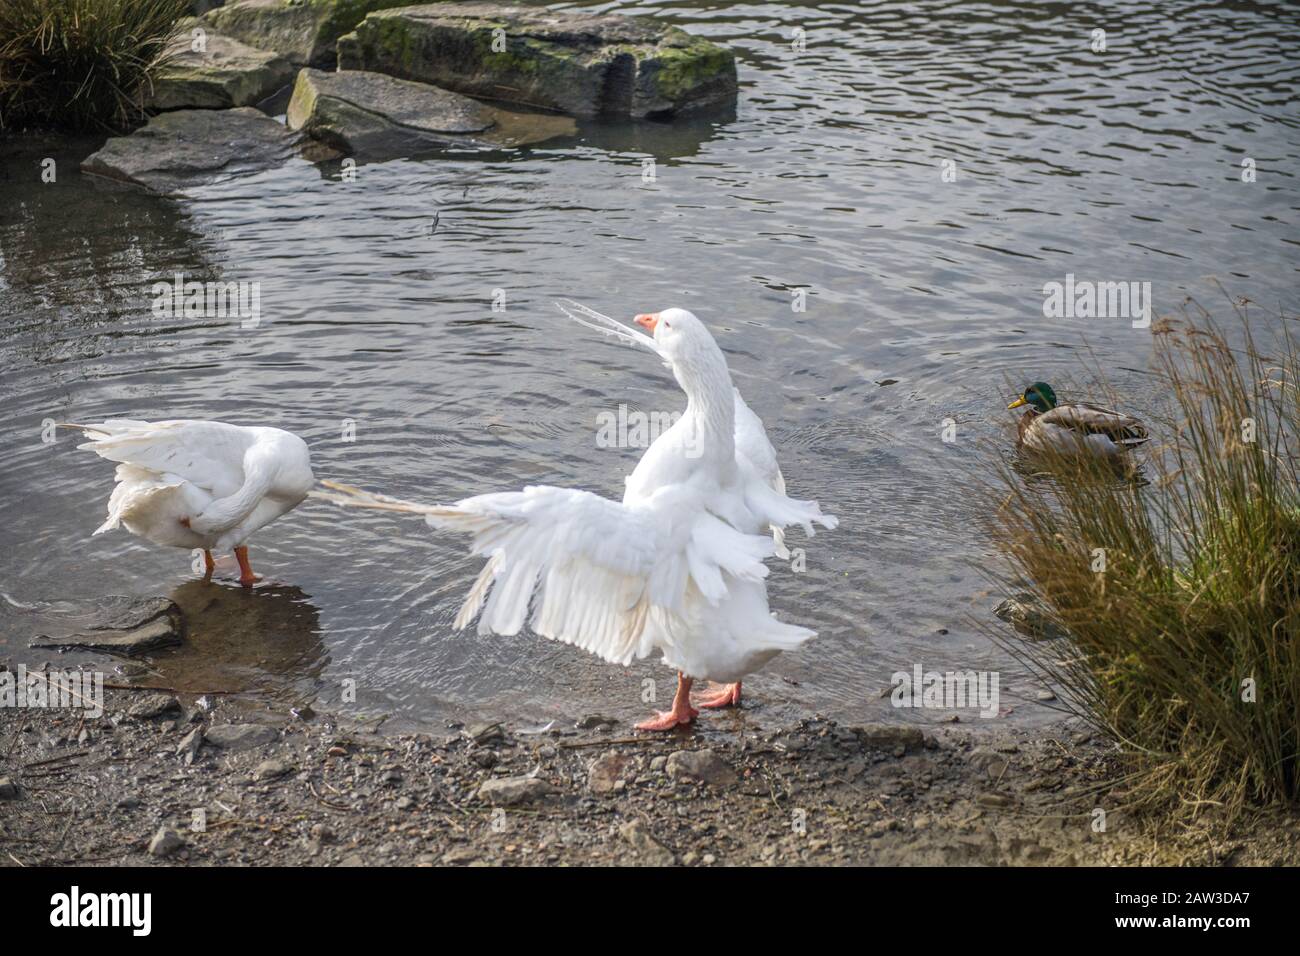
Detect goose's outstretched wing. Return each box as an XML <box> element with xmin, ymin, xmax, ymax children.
<box><xmin>732</xmin><ymin>390</ymin><xmax>838</xmax><ymax>557</ymax></box>
<box><xmin>313</xmin><ymin>481</ymin><xmax>775</xmax><ymax>665</ymax></box>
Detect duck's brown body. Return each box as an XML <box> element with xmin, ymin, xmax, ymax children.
<box><xmin>1017</xmin><ymin>402</ymin><xmax>1149</xmax><ymax>456</ymax></box>
<box><xmin>1016</xmin><ymin>408</ymin><xmax>1039</xmax><ymax>446</ymax></box>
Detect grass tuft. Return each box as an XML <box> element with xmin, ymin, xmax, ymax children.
<box><xmin>983</xmin><ymin>296</ymin><xmax>1299</xmax><ymax>818</ymax></box>
<box><xmin>0</xmin><ymin>0</ymin><xmax>188</xmax><ymax>133</ymax></box>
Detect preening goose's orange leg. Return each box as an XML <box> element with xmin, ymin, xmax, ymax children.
<box><xmin>234</xmin><ymin>546</ymin><xmax>260</xmax><ymax>587</ymax></box>
<box><xmin>202</xmin><ymin>549</ymin><xmax>215</xmax><ymax>580</ymax></box>
<box><xmin>694</xmin><ymin>681</ymin><xmax>741</xmax><ymax>709</ymax></box>
<box><xmin>636</xmin><ymin>672</ymin><xmax>697</xmax><ymax>731</ymax></box>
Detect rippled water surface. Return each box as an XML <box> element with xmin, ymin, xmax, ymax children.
<box><xmin>1</xmin><ymin>0</ymin><xmax>1297</xmax><ymax>730</ymax></box>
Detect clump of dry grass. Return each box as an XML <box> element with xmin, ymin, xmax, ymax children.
<box><xmin>984</xmin><ymin>297</ymin><xmax>1299</xmax><ymax>818</ymax></box>
<box><xmin>0</xmin><ymin>0</ymin><xmax>188</xmax><ymax>132</ymax></box>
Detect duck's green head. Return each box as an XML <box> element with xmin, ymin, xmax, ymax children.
<box><xmin>1008</xmin><ymin>382</ymin><xmax>1057</xmax><ymax>413</ymax></box>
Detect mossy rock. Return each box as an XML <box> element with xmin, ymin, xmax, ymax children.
<box><xmin>285</xmin><ymin>67</ymin><xmax>575</xmax><ymax>157</ymax></box>
<box><xmin>336</xmin><ymin>2</ymin><xmax>738</xmax><ymax>118</ymax></box>
<box><xmin>150</xmin><ymin>23</ymin><xmax>296</xmax><ymax>109</ymax></box>
<box><xmin>204</xmin><ymin>0</ymin><xmax>416</xmax><ymax>66</ymax></box>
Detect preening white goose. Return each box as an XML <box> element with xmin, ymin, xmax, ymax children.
<box><xmin>64</xmin><ymin>420</ymin><xmax>314</xmax><ymax>586</ymax></box>
<box><xmin>318</xmin><ymin>302</ymin><xmax>836</xmax><ymax>730</ymax></box>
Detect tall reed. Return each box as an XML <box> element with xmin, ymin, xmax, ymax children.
<box><xmin>984</xmin><ymin>298</ymin><xmax>1299</xmax><ymax>817</ymax></box>
<box><xmin>0</xmin><ymin>0</ymin><xmax>188</xmax><ymax>132</ymax></box>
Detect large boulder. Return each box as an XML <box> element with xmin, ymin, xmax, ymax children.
<box><xmin>286</xmin><ymin>68</ymin><xmax>575</xmax><ymax>156</ymax></box>
<box><xmin>150</xmin><ymin>25</ymin><xmax>295</xmax><ymax>110</ymax></box>
<box><xmin>81</xmin><ymin>108</ymin><xmax>300</xmax><ymax>196</ymax></box>
<box><xmin>204</xmin><ymin>0</ymin><xmax>413</xmax><ymax>66</ymax></box>
<box><xmin>336</xmin><ymin>3</ymin><xmax>738</xmax><ymax>119</ymax></box>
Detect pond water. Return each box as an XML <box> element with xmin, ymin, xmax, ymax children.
<box><xmin>1</xmin><ymin>0</ymin><xmax>1296</xmax><ymax>731</ymax></box>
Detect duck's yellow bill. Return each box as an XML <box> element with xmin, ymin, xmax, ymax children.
<box><xmin>1008</xmin><ymin>397</ymin><xmax>1028</xmax><ymax>409</ymax></box>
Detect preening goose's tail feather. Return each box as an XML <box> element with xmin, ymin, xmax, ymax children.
<box><xmin>94</xmin><ymin>465</ymin><xmax>185</xmax><ymax>535</ymax></box>
<box><xmin>57</xmin><ymin>421</ymin><xmax>149</xmax><ymax>442</ymax></box>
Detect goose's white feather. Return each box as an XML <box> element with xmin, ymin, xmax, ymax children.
<box><xmin>316</xmin><ymin>303</ymin><xmax>836</xmax><ymax>683</ymax></box>
<box><xmin>71</xmin><ymin>419</ymin><xmax>314</xmax><ymax>553</ymax></box>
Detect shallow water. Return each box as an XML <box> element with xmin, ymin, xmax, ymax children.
<box><xmin>1</xmin><ymin>0</ymin><xmax>1297</xmax><ymax>731</ymax></box>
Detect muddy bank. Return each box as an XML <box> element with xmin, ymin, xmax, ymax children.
<box><xmin>3</xmin><ymin>684</ymin><xmax>1296</xmax><ymax>867</ymax></box>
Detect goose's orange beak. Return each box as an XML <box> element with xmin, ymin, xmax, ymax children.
<box><xmin>635</xmin><ymin>312</ymin><xmax>659</xmax><ymax>333</ymax></box>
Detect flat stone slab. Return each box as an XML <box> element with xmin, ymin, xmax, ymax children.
<box><xmin>81</xmin><ymin>107</ymin><xmax>300</xmax><ymax>196</ymax></box>
<box><xmin>205</xmin><ymin>0</ymin><xmax>412</xmax><ymax>67</ymax></box>
<box><xmin>665</xmin><ymin>749</ymin><xmax>738</xmax><ymax>786</ymax></box>
<box><xmin>337</xmin><ymin>3</ymin><xmax>738</xmax><ymax>119</ymax></box>
<box><xmin>476</xmin><ymin>775</ymin><xmax>554</xmax><ymax>806</ymax></box>
<box><xmin>619</xmin><ymin>820</ymin><xmax>674</xmax><ymax>865</ymax></box>
<box><xmin>852</xmin><ymin>725</ymin><xmax>927</xmax><ymax>752</ymax></box>
<box><xmin>286</xmin><ymin>68</ymin><xmax>574</xmax><ymax>157</ymax></box>
<box><xmin>31</xmin><ymin>595</ymin><xmax>184</xmax><ymax>656</ymax></box>
<box><xmin>204</xmin><ymin>723</ymin><xmax>280</xmax><ymax>750</ymax></box>
<box><xmin>150</xmin><ymin>24</ymin><xmax>295</xmax><ymax>110</ymax></box>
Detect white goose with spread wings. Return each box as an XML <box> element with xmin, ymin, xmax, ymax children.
<box><xmin>319</xmin><ymin>303</ymin><xmax>836</xmax><ymax>730</ymax></box>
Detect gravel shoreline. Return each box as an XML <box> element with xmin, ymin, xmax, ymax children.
<box><xmin>3</xmin><ymin>685</ymin><xmax>1296</xmax><ymax>867</ymax></box>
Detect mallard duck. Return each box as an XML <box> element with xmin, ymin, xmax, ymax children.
<box><xmin>64</xmin><ymin>419</ymin><xmax>314</xmax><ymax>586</ymax></box>
<box><xmin>1008</xmin><ymin>382</ymin><xmax>1149</xmax><ymax>457</ymax></box>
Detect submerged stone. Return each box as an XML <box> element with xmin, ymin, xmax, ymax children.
<box><xmin>336</xmin><ymin>3</ymin><xmax>738</xmax><ymax>119</ymax></box>
<box><xmin>204</xmin><ymin>0</ymin><xmax>413</xmax><ymax>66</ymax></box>
<box><xmin>81</xmin><ymin>108</ymin><xmax>300</xmax><ymax>196</ymax></box>
<box><xmin>993</xmin><ymin>595</ymin><xmax>1070</xmax><ymax>641</ymax></box>
<box><xmin>30</xmin><ymin>595</ymin><xmax>184</xmax><ymax>655</ymax></box>
<box><xmin>150</xmin><ymin>26</ymin><xmax>295</xmax><ymax>110</ymax></box>
<box><xmin>286</xmin><ymin>68</ymin><xmax>575</xmax><ymax>156</ymax></box>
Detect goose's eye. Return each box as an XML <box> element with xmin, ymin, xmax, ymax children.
<box><xmin>663</xmin><ymin>321</ymin><xmax>671</xmax><ymax>330</ymax></box>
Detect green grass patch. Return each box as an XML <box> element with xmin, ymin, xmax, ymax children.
<box><xmin>0</xmin><ymin>0</ymin><xmax>188</xmax><ymax>132</ymax></box>
<box><xmin>983</xmin><ymin>297</ymin><xmax>1299</xmax><ymax>818</ymax></box>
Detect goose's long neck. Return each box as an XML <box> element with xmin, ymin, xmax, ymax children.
<box><xmin>674</xmin><ymin>349</ymin><xmax>735</xmax><ymax>463</ymax></box>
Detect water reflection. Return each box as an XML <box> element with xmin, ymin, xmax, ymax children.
<box><xmin>149</xmin><ymin>580</ymin><xmax>328</xmax><ymax>704</ymax></box>
<box><xmin>0</xmin><ymin>0</ymin><xmax>1296</xmax><ymax>730</ymax></box>
<box><xmin>0</xmin><ymin>136</ymin><xmax>221</xmax><ymax>322</ymax></box>
<box><xmin>569</xmin><ymin>110</ymin><xmax>736</xmax><ymax>160</ymax></box>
